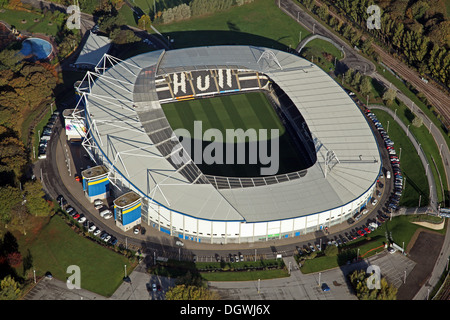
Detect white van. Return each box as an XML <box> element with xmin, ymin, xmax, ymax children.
<box><xmin>386</xmin><ymin>171</ymin><xmax>391</xmax><ymax>179</ymax></box>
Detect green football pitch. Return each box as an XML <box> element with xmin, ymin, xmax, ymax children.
<box><xmin>162</xmin><ymin>91</ymin><xmax>285</xmax><ymax>140</ymax></box>
<box><xmin>162</xmin><ymin>91</ymin><xmax>309</xmax><ymax>177</ymax></box>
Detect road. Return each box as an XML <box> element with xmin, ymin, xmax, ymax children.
<box><xmin>278</xmin><ymin>0</ymin><xmax>375</xmax><ymax>76</ymax></box>
<box><xmin>306</xmin><ymin>0</ymin><xmax>450</xmax><ymax>128</ymax></box>
<box><xmin>25</xmin><ymin>0</ymin><xmax>450</xmax><ymax>300</ymax></box>
<box><xmin>371</xmin><ymin>43</ymin><xmax>450</xmax><ymax>129</ymax></box>
<box><xmin>280</xmin><ymin>0</ymin><xmax>449</xmax><ymax>206</ymax></box>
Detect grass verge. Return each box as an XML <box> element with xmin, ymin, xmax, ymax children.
<box><xmin>20</xmin><ymin>214</ymin><xmax>135</xmax><ymax>297</ymax></box>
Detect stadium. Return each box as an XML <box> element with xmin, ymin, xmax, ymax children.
<box><xmin>72</xmin><ymin>45</ymin><xmax>382</xmax><ymax>244</ymax></box>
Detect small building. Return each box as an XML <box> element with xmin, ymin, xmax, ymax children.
<box><xmin>63</xmin><ymin>108</ymin><xmax>86</xmax><ymax>142</ymax></box>
<box><xmin>74</xmin><ymin>31</ymin><xmax>112</xmax><ymax>70</ymax></box>
<box><xmin>113</xmin><ymin>191</ymin><xmax>141</xmax><ymax>232</ymax></box>
<box><xmin>81</xmin><ymin>165</ymin><xmax>110</xmax><ymax>202</ymax></box>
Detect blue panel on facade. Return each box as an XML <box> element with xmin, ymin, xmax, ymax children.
<box><xmin>122</xmin><ymin>203</ymin><xmax>141</xmax><ymax>225</ymax></box>
<box><xmin>87</xmin><ymin>177</ymin><xmax>109</xmax><ymax>197</ymax></box>
<box><xmin>160</xmin><ymin>226</ymin><xmax>170</xmax><ymax>235</ymax></box>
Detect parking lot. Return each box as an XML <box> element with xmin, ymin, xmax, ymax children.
<box><xmin>208</xmin><ymin>251</ymin><xmax>415</xmax><ymax>300</ymax></box>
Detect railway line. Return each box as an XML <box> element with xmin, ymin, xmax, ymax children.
<box><xmin>372</xmin><ymin>43</ymin><xmax>450</xmax><ymax>129</ymax></box>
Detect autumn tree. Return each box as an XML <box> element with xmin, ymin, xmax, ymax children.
<box><xmin>0</xmin><ymin>276</ymin><xmax>21</xmax><ymax>300</ymax></box>
<box><xmin>23</xmin><ymin>180</ymin><xmax>52</xmax><ymax>217</ymax></box>
<box><xmin>349</xmin><ymin>269</ymin><xmax>397</xmax><ymax>300</ymax></box>
<box><xmin>0</xmin><ymin>186</ymin><xmax>23</xmax><ymax>228</ymax></box>
<box><xmin>138</xmin><ymin>14</ymin><xmax>151</xmax><ymax>31</ymax></box>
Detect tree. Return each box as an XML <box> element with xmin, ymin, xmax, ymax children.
<box><xmin>0</xmin><ymin>186</ymin><xmax>23</xmax><ymax>227</ymax></box>
<box><xmin>348</xmin><ymin>269</ymin><xmax>397</xmax><ymax>300</ymax></box>
<box><xmin>110</xmin><ymin>28</ymin><xmax>140</xmax><ymax>44</ymax></box>
<box><xmin>359</xmin><ymin>76</ymin><xmax>373</xmax><ymax>97</ymax></box>
<box><xmin>382</xmin><ymin>88</ymin><xmax>397</xmax><ymax>105</ymax></box>
<box><xmin>412</xmin><ymin>116</ymin><xmax>423</xmax><ymax>128</ymax></box>
<box><xmin>0</xmin><ymin>48</ymin><xmax>24</xmax><ymax>72</ymax></box>
<box><xmin>138</xmin><ymin>14</ymin><xmax>151</xmax><ymax>31</ymax></box>
<box><xmin>23</xmin><ymin>181</ymin><xmax>51</xmax><ymax>217</ymax></box>
<box><xmin>316</xmin><ymin>5</ymin><xmax>329</xmax><ymax>21</ymax></box>
<box><xmin>0</xmin><ymin>276</ymin><xmax>21</xmax><ymax>300</ymax></box>
<box><xmin>352</xmin><ymin>71</ymin><xmax>362</xmax><ymax>87</ymax></box>
<box><xmin>343</xmin><ymin>68</ymin><xmax>354</xmax><ymax>84</ymax></box>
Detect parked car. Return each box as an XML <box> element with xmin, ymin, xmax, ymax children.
<box><xmin>93</xmin><ymin>229</ymin><xmax>101</xmax><ymax>236</ymax></box>
<box><xmin>78</xmin><ymin>215</ymin><xmax>86</xmax><ymax>223</ymax></box>
<box><xmin>100</xmin><ymin>209</ymin><xmax>112</xmax><ymax>217</ymax></box>
<box><xmin>88</xmin><ymin>224</ymin><xmax>97</xmax><ymax>233</ymax></box>
<box><xmin>103</xmin><ymin>213</ymin><xmax>113</xmax><ymax>219</ymax></box>
<box><xmin>73</xmin><ymin>213</ymin><xmax>80</xmax><ymax>220</ymax></box>
<box><xmin>388</xmin><ymin>247</ymin><xmax>396</xmax><ymax>254</ymax></box>
<box><xmin>176</xmin><ymin>240</ymin><xmax>184</xmax><ymax>247</ymax></box>
<box><xmin>321</xmin><ymin>283</ymin><xmax>330</xmax><ymax>292</ymax></box>
<box><xmin>94</xmin><ymin>199</ymin><xmax>104</xmax><ymax>206</ymax></box>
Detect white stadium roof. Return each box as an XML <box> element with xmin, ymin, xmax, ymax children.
<box><xmin>75</xmin><ymin>31</ymin><xmax>112</xmax><ymax>67</ymax></box>
<box><xmin>81</xmin><ymin>46</ymin><xmax>381</xmax><ymax>223</ymax></box>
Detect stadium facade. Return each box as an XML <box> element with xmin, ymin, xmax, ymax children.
<box><xmin>73</xmin><ymin>45</ymin><xmax>382</xmax><ymax>244</ymax></box>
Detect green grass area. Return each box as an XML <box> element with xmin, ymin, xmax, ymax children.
<box><xmin>141</xmin><ymin>0</ymin><xmax>310</xmax><ymax>51</ymax></box>
<box><xmin>371</xmin><ymin>109</ymin><xmax>429</xmax><ymax>207</ymax></box>
<box><xmin>300</xmin><ymin>38</ymin><xmax>343</xmax><ymax>72</ymax></box>
<box><xmin>163</xmin><ymin>92</ymin><xmax>285</xmax><ymax>139</ymax></box>
<box><xmin>162</xmin><ymin>91</ymin><xmax>308</xmax><ymax>177</ymax></box>
<box><xmin>0</xmin><ymin>9</ymin><xmax>60</xmax><ymax>35</ymax></box>
<box><xmin>300</xmin><ymin>215</ymin><xmax>444</xmax><ymax>274</ymax></box>
<box><xmin>22</xmin><ymin>215</ymin><xmax>133</xmax><ymax>297</ymax></box>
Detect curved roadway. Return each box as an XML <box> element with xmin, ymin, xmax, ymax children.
<box><xmin>28</xmin><ymin>0</ymin><xmax>450</xmax><ymax>299</ymax></box>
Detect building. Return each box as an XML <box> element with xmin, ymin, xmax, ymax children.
<box><xmin>74</xmin><ymin>46</ymin><xmax>382</xmax><ymax>244</ymax></box>
<box><xmin>63</xmin><ymin>108</ymin><xmax>86</xmax><ymax>142</ymax></box>
<box><xmin>74</xmin><ymin>31</ymin><xmax>112</xmax><ymax>70</ymax></box>
<box><xmin>114</xmin><ymin>191</ymin><xmax>142</xmax><ymax>232</ymax></box>
<box><xmin>81</xmin><ymin>165</ymin><xmax>110</xmax><ymax>202</ymax></box>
